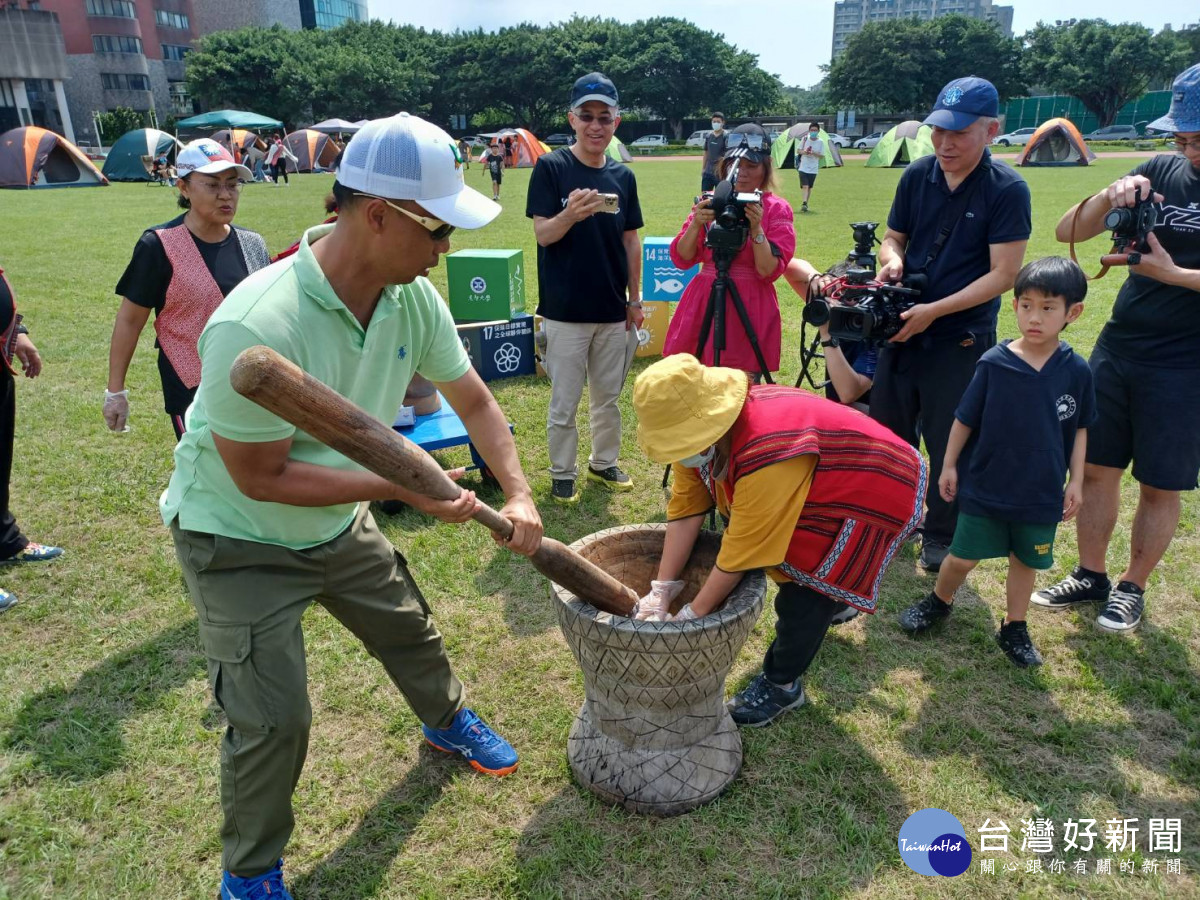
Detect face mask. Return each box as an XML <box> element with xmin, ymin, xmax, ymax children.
<box><xmin>810</xmin><ymin>131</ymin><xmax>819</xmax><ymax>137</ymax></box>
<box><xmin>712</xmin><ymin>121</ymin><xmax>723</xmax><ymax>131</ymax></box>
<box><xmin>678</xmin><ymin>446</ymin><xmax>715</xmax><ymax>468</ymax></box>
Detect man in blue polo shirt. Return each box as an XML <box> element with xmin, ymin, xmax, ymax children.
<box><xmin>872</xmin><ymin>76</ymin><xmax>1032</xmax><ymax>572</ymax></box>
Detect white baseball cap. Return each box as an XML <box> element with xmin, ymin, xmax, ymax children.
<box><xmin>337</xmin><ymin>113</ymin><xmax>498</xmax><ymax>229</ymax></box>
<box><xmin>176</xmin><ymin>138</ymin><xmax>252</xmax><ymax>180</ymax></box>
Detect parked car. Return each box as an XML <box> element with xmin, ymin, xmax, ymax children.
<box><xmin>1083</xmin><ymin>125</ymin><xmax>1139</xmax><ymax>141</ymax></box>
<box><xmin>543</xmin><ymin>133</ymin><xmax>573</xmax><ymax>146</ymax></box>
<box><xmin>460</xmin><ymin>135</ymin><xmax>486</xmax><ymax>148</ymax></box>
<box><xmin>992</xmin><ymin>127</ymin><xmax>1037</xmax><ymax>147</ymax></box>
<box><xmin>824</xmin><ymin>132</ymin><xmax>849</xmax><ymax>148</ymax></box>
<box><xmin>630</xmin><ymin>134</ymin><xmax>668</xmax><ymax>148</ymax></box>
<box><xmin>853</xmin><ymin>132</ymin><xmax>883</xmax><ymax>150</ymax></box>
<box><xmin>685</xmin><ymin>129</ymin><xmax>712</xmax><ymax>147</ymax></box>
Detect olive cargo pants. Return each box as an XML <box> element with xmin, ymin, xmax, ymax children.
<box><xmin>172</xmin><ymin>504</ymin><xmax>463</xmax><ymax>877</ymax></box>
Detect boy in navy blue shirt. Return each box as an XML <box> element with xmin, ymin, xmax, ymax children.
<box><xmin>898</xmin><ymin>257</ymin><xmax>1095</xmax><ymax>666</ymax></box>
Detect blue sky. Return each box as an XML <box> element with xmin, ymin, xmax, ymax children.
<box><xmin>371</xmin><ymin>1</ymin><xmax>1197</xmax><ymax>88</ymax></box>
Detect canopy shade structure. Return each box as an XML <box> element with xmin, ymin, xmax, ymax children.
<box><xmin>772</xmin><ymin>125</ymin><xmax>844</xmax><ymax>169</ymax></box>
<box><xmin>175</xmin><ymin>110</ymin><xmax>283</xmax><ymax>131</ymax></box>
<box><xmin>309</xmin><ymin>118</ymin><xmax>361</xmax><ymax>134</ymax></box>
<box><xmin>0</xmin><ymin>127</ymin><xmax>108</xmax><ymax>188</ymax></box>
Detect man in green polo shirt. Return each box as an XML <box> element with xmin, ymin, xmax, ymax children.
<box><xmin>163</xmin><ymin>113</ymin><xmax>543</xmax><ymax>900</ymax></box>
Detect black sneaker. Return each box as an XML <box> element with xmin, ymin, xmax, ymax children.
<box><xmin>898</xmin><ymin>591</ymin><xmax>953</xmax><ymax>634</ymax></box>
<box><xmin>1031</xmin><ymin>567</ymin><xmax>1111</xmax><ymax>610</ymax></box>
<box><xmin>550</xmin><ymin>478</ymin><xmax>580</xmax><ymax>505</ymax></box>
<box><xmin>996</xmin><ymin>620</ymin><xmax>1043</xmax><ymax>667</ymax></box>
<box><xmin>1096</xmin><ymin>581</ymin><xmax>1145</xmax><ymax>633</ymax></box>
<box><xmin>727</xmin><ymin>673</ymin><xmax>806</xmax><ymax>727</ymax></box>
<box><xmin>829</xmin><ymin>604</ymin><xmax>860</xmax><ymax>626</ymax></box>
<box><xmin>587</xmin><ymin>466</ymin><xmax>633</xmax><ymax>492</ymax></box>
<box><xmin>919</xmin><ymin>540</ymin><xmax>949</xmax><ymax>573</ymax></box>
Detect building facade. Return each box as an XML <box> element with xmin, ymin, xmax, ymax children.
<box><xmin>832</xmin><ymin>0</ymin><xmax>1013</xmax><ymax>59</ymax></box>
<box><xmin>0</xmin><ymin>6</ymin><xmax>74</xmax><ymax>138</ymax></box>
<box><xmin>298</xmin><ymin>0</ymin><xmax>366</xmax><ymax>30</ymax></box>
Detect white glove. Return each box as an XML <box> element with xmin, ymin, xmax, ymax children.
<box><xmin>671</xmin><ymin>603</ymin><xmax>699</xmax><ymax>623</ymax></box>
<box><xmin>103</xmin><ymin>389</ymin><xmax>130</xmax><ymax>432</ymax></box>
<box><xmin>633</xmin><ymin>579</ymin><xmax>685</xmax><ymax>621</ymax></box>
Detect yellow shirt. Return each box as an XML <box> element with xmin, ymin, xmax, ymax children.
<box><xmin>666</xmin><ymin>454</ymin><xmax>817</xmax><ymax>581</ymax></box>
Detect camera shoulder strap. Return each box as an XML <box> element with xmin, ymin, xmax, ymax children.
<box><xmin>1068</xmin><ymin>193</ymin><xmax>1112</xmax><ymax>281</ymax></box>
<box><xmin>923</xmin><ymin>172</ymin><xmax>985</xmax><ymax>270</ymax></box>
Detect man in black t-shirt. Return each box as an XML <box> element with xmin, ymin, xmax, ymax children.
<box><xmin>701</xmin><ymin>112</ymin><xmax>727</xmax><ymax>192</ymax></box>
<box><xmin>1033</xmin><ymin>64</ymin><xmax>1200</xmax><ymax>633</ymax></box>
<box><xmin>526</xmin><ymin>72</ymin><xmax>644</xmax><ymax>504</ymax></box>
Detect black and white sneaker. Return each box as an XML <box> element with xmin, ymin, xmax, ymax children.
<box><xmin>829</xmin><ymin>604</ymin><xmax>860</xmax><ymax>626</ymax></box>
<box><xmin>996</xmin><ymin>620</ymin><xmax>1043</xmax><ymax>667</ymax></box>
<box><xmin>1096</xmin><ymin>581</ymin><xmax>1145</xmax><ymax>633</ymax></box>
<box><xmin>898</xmin><ymin>591</ymin><xmax>953</xmax><ymax>634</ymax></box>
<box><xmin>727</xmin><ymin>673</ymin><xmax>806</xmax><ymax>727</ymax></box>
<box><xmin>1031</xmin><ymin>567</ymin><xmax>1111</xmax><ymax>610</ymax></box>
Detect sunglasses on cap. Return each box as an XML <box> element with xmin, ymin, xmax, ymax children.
<box><xmin>723</xmin><ymin>132</ymin><xmax>768</xmax><ymax>152</ymax></box>
<box><xmin>355</xmin><ymin>192</ymin><xmax>456</xmax><ymax>241</ymax></box>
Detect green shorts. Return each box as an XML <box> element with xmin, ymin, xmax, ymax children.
<box><xmin>948</xmin><ymin>513</ymin><xmax>1058</xmax><ymax>570</ymax></box>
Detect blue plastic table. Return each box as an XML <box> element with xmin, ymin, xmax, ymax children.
<box><xmin>392</xmin><ymin>392</ymin><xmax>513</xmax><ymax>475</ymax></box>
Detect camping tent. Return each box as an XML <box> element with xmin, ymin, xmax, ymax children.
<box><xmin>176</xmin><ymin>109</ymin><xmax>282</xmax><ymax>132</ymax></box>
<box><xmin>605</xmin><ymin>135</ymin><xmax>632</xmax><ymax>163</ymax></box>
<box><xmin>212</xmin><ymin>129</ymin><xmax>264</xmax><ymax>162</ymax></box>
<box><xmin>0</xmin><ymin>126</ymin><xmax>108</xmax><ymax>188</ymax></box>
<box><xmin>771</xmin><ymin>125</ymin><xmax>843</xmax><ymax>169</ymax></box>
<box><xmin>479</xmin><ymin>128</ymin><xmax>546</xmax><ymax>167</ymax></box>
<box><xmin>284</xmin><ymin>129</ymin><xmax>341</xmax><ymax>173</ymax></box>
<box><xmin>1015</xmin><ymin>118</ymin><xmax>1095</xmax><ymax>167</ymax></box>
<box><xmin>865</xmin><ymin>121</ymin><xmax>934</xmax><ymax>168</ymax></box>
<box><xmin>102</xmin><ymin>128</ymin><xmax>181</xmax><ymax>182</ymax></box>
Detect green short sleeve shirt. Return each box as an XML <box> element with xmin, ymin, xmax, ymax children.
<box><xmin>160</xmin><ymin>223</ymin><xmax>472</xmax><ymax>548</ymax></box>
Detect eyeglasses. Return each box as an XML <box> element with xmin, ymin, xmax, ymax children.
<box><xmin>188</xmin><ymin>179</ymin><xmax>242</xmax><ymax>195</ymax></box>
<box><xmin>574</xmin><ymin>113</ymin><xmax>616</xmax><ymax>127</ymax></box>
<box><xmin>354</xmin><ymin>193</ymin><xmax>456</xmax><ymax>241</ymax></box>
<box><xmin>1172</xmin><ymin>137</ymin><xmax>1200</xmax><ymax>152</ymax></box>
<box><xmin>723</xmin><ymin>132</ymin><xmax>768</xmax><ymax>151</ymax></box>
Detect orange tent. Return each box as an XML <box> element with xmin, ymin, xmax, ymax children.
<box><xmin>212</xmin><ymin>128</ymin><xmax>265</xmax><ymax>162</ymax></box>
<box><xmin>0</xmin><ymin>126</ymin><xmax>108</xmax><ymax>188</ymax></box>
<box><xmin>1015</xmin><ymin>118</ymin><xmax>1096</xmax><ymax>167</ymax></box>
<box><xmin>283</xmin><ymin>129</ymin><xmax>342</xmax><ymax>173</ymax></box>
<box><xmin>481</xmin><ymin>128</ymin><xmax>546</xmax><ymax>167</ymax></box>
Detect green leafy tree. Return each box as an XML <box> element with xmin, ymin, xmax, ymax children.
<box><xmin>96</xmin><ymin>107</ymin><xmax>147</xmax><ymax>143</ymax></box>
<box><xmin>1023</xmin><ymin>20</ymin><xmax>1189</xmax><ymax>127</ymax></box>
<box><xmin>827</xmin><ymin>15</ymin><xmax>1024</xmax><ymax>114</ymax></box>
<box><xmin>185</xmin><ymin>26</ymin><xmax>318</xmax><ymax>125</ymax></box>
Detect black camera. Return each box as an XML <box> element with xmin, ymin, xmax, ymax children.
<box><xmin>801</xmin><ymin>223</ymin><xmax>924</xmax><ymax>344</ymax></box>
<box><xmin>1102</xmin><ymin>187</ymin><xmax>1158</xmax><ymax>264</ymax></box>
<box><xmin>703</xmin><ymin>181</ymin><xmax>763</xmax><ymax>257</ymax></box>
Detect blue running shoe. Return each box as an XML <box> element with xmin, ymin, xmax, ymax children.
<box><xmin>422</xmin><ymin>707</ymin><xmax>519</xmax><ymax>776</ymax></box>
<box><xmin>0</xmin><ymin>542</ymin><xmax>64</xmax><ymax>565</ymax></box>
<box><xmin>0</xmin><ymin>587</ymin><xmax>18</xmax><ymax>613</ymax></box>
<box><xmin>220</xmin><ymin>859</ymin><xmax>292</xmax><ymax>899</ymax></box>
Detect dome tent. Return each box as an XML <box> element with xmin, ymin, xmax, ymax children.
<box><xmin>102</xmin><ymin>128</ymin><xmax>182</xmax><ymax>181</ymax></box>
<box><xmin>865</xmin><ymin>121</ymin><xmax>934</xmax><ymax>168</ymax></box>
<box><xmin>606</xmin><ymin>135</ymin><xmax>632</xmax><ymax>163</ymax></box>
<box><xmin>771</xmin><ymin>124</ymin><xmax>843</xmax><ymax>169</ymax></box>
<box><xmin>1015</xmin><ymin>118</ymin><xmax>1096</xmax><ymax>167</ymax></box>
<box><xmin>477</xmin><ymin>128</ymin><xmax>546</xmax><ymax>167</ymax></box>
<box><xmin>0</xmin><ymin>127</ymin><xmax>108</xmax><ymax>188</ymax></box>
<box><xmin>283</xmin><ymin>129</ymin><xmax>342</xmax><ymax>173</ymax></box>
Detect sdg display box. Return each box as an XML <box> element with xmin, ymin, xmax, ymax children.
<box><xmin>447</xmin><ymin>249</ymin><xmax>526</xmax><ymax>322</ymax></box>
<box><xmin>456</xmin><ymin>313</ymin><xmax>535</xmax><ymax>382</ymax></box>
<box><xmin>642</xmin><ymin>237</ymin><xmax>699</xmax><ymax>302</ymax></box>
<box><xmin>635</xmin><ymin>300</ymin><xmax>672</xmax><ymax>359</ymax></box>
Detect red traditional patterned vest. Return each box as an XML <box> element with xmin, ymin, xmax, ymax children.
<box><xmin>701</xmin><ymin>385</ymin><xmax>926</xmax><ymax>611</ymax></box>
<box><xmin>0</xmin><ymin>266</ymin><xmax>20</xmax><ymax>376</ymax></box>
<box><xmin>153</xmin><ymin>224</ymin><xmax>228</xmax><ymax>389</ymax></box>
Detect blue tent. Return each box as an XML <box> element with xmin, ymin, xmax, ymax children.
<box><xmin>102</xmin><ymin>128</ymin><xmax>181</xmax><ymax>182</ymax></box>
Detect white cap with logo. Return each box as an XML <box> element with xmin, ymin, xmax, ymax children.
<box><xmin>175</xmin><ymin>138</ymin><xmax>252</xmax><ymax>181</ymax></box>
<box><xmin>337</xmin><ymin>112</ymin><xmax>499</xmax><ymax>229</ymax></box>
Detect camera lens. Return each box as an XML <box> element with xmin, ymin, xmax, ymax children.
<box><xmin>802</xmin><ymin>298</ymin><xmax>830</xmax><ymax>326</ymax></box>
<box><xmin>1104</xmin><ymin>208</ymin><xmax>1132</xmax><ymax>231</ymax></box>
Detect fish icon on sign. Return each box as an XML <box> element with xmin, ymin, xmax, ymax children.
<box><xmin>654</xmin><ymin>278</ymin><xmax>684</xmax><ymax>294</ymax></box>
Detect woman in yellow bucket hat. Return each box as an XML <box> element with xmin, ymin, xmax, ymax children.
<box><xmin>632</xmin><ymin>354</ymin><xmax>926</xmax><ymax>726</ymax></box>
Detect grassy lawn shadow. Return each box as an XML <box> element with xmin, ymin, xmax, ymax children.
<box><xmin>5</xmin><ymin>619</ymin><xmax>204</xmax><ymax>779</ymax></box>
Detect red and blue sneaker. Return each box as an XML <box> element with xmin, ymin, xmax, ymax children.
<box><xmin>220</xmin><ymin>858</ymin><xmax>292</xmax><ymax>899</ymax></box>
<box><xmin>0</xmin><ymin>542</ymin><xmax>64</xmax><ymax>565</ymax></box>
<box><xmin>422</xmin><ymin>707</ymin><xmax>519</xmax><ymax>776</ymax></box>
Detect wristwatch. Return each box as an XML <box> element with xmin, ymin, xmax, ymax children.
<box><xmin>753</xmin><ymin>231</ymin><xmax>766</xmax><ymax>245</ymax></box>
<box><xmin>821</xmin><ymin>337</ymin><xmax>839</xmax><ymax>349</ymax></box>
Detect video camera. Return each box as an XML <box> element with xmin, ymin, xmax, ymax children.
<box><xmin>1101</xmin><ymin>186</ymin><xmax>1158</xmax><ymax>267</ymax></box>
<box><xmin>702</xmin><ymin>174</ymin><xmax>763</xmax><ymax>258</ymax></box>
<box><xmin>802</xmin><ymin>222</ymin><xmax>925</xmax><ymax>344</ymax></box>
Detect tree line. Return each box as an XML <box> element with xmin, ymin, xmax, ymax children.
<box><xmin>827</xmin><ymin>17</ymin><xmax>1200</xmax><ymax>128</ymax></box>
<box><xmin>185</xmin><ymin>17</ymin><xmax>789</xmax><ymax>137</ymax></box>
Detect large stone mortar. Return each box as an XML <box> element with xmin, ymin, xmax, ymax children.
<box><xmin>552</xmin><ymin>524</ymin><xmax>767</xmax><ymax>816</ymax></box>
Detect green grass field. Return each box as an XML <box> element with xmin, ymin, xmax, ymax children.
<box><xmin>0</xmin><ymin>157</ymin><xmax>1197</xmax><ymax>899</ymax></box>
